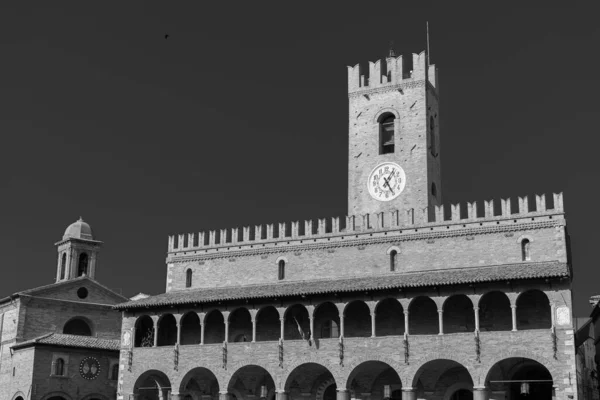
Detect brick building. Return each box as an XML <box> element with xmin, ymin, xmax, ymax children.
<box><xmin>0</xmin><ymin>218</ymin><xmax>128</xmax><ymax>400</ymax></box>
<box><xmin>115</xmin><ymin>49</ymin><xmax>577</xmax><ymax>400</ymax></box>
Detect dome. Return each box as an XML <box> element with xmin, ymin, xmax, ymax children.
<box><xmin>63</xmin><ymin>217</ymin><xmax>94</xmax><ymax>240</ymax></box>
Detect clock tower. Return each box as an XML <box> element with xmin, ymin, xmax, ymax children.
<box><xmin>347</xmin><ymin>51</ymin><xmax>441</xmax><ymax>223</ymax></box>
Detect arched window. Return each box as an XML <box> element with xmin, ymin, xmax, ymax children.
<box><xmin>389</xmin><ymin>250</ymin><xmax>397</xmax><ymax>272</ymax></box>
<box><xmin>185</xmin><ymin>269</ymin><xmax>192</xmax><ymax>288</ymax></box>
<box><xmin>380</xmin><ymin>115</ymin><xmax>395</xmax><ymax>154</ymax></box>
<box><xmin>78</xmin><ymin>253</ymin><xmax>88</xmax><ymax>276</ymax></box>
<box><xmin>429</xmin><ymin>116</ymin><xmax>436</xmax><ymax>156</ymax></box>
<box><xmin>60</xmin><ymin>253</ymin><xmax>66</xmax><ymax>280</ymax></box>
<box><xmin>54</xmin><ymin>358</ymin><xmax>65</xmax><ymax>376</ymax></box>
<box><xmin>278</xmin><ymin>260</ymin><xmax>285</xmax><ymax>280</ymax></box>
<box><xmin>522</xmin><ymin>239</ymin><xmax>531</xmax><ymax>261</ymax></box>
<box><xmin>111</xmin><ymin>363</ymin><xmax>119</xmax><ymax>380</ymax></box>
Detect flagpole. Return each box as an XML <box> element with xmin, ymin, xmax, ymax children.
<box><xmin>426</xmin><ymin>21</ymin><xmax>431</xmax><ymax>66</ymax></box>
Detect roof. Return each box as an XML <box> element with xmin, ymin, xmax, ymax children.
<box><xmin>63</xmin><ymin>217</ymin><xmax>94</xmax><ymax>241</ymax></box>
<box><xmin>12</xmin><ymin>333</ymin><xmax>120</xmax><ymax>351</ymax></box>
<box><xmin>115</xmin><ymin>261</ymin><xmax>570</xmax><ymax>310</ymax></box>
<box><xmin>0</xmin><ymin>276</ymin><xmax>129</xmax><ymax>305</ymax></box>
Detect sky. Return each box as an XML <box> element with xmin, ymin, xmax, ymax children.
<box><xmin>0</xmin><ymin>3</ymin><xmax>598</xmax><ymax>317</ymax></box>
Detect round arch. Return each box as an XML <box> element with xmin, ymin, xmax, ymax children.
<box><xmin>12</xmin><ymin>393</ymin><xmax>26</xmax><ymax>400</ymax></box>
<box><xmin>313</xmin><ymin>301</ymin><xmax>340</xmax><ymax>340</ymax></box>
<box><xmin>41</xmin><ymin>393</ymin><xmax>73</xmax><ymax>400</ymax></box>
<box><xmin>407</xmin><ymin>357</ymin><xmax>474</xmax><ymax>391</ymax></box>
<box><xmin>180</xmin><ymin>311</ymin><xmax>201</xmax><ymax>345</ymax></box>
<box><xmin>204</xmin><ymin>309</ymin><xmax>225</xmax><ymax>344</ymax></box>
<box><xmin>442</xmin><ymin>382</ymin><xmax>473</xmax><ymax>400</ymax></box>
<box><xmin>63</xmin><ymin>316</ymin><xmax>94</xmax><ymax>336</ymax></box>
<box><xmin>343</xmin><ymin>300</ymin><xmax>371</xmax><ymax>338</ymax></box>
<box><xmin>133</xmin><ymin>369</ymin><xmax>172</xmax><ymax>400</ymax></box>
<box><xmin>255</xmin><ymin>305</ymin><xmax>280</xmax><ymax>342</ymax></box>
<box><xmin>375</xmin><ymin>298</ymin><xmax>404</xmax><ymax>336</ymax></box>
<box><xmin>345</xmin><ymin>360</ymin><xmax>402</xmax><ymax>398</ymax></box>
<box><xmin>283</xmin><ymin>304</ymin><xmax>310</xmax><ymax>341</ymax></box>
<box><xmin>483</xmin><ymin>357</ymin><xmax>553</xmax><ymax>399</ymax></box>
<box><xmin>373</xmin><ymin>108</ymin><xmax>400</xmax><ymax>124</ymax></box>
<box><xmin>227</xmin><ymin>365</ymin><xmax>276</xmax><ymax>400</ymax></box>
<box><xmin>284</xmin><ymin>362</ymin><xmax>338</xmax><ymax>396</ymax></box>
<box><xmin>480</xmin><ymin>350</ymin><xmax>558</xmax><ymax>385</ymax></box>
<box><xmin>134</xmin><ymin>315</ymin><xmax>154</xmax><ymax>347</ymax></box>
<box><xmin>315</xmin><ymin>377</ymin><xmax>337</xmax><ymax>400</ymax></box>
<box><xmin>478</xmin><ymin>291</ymin><xmax>512</xmax><ymax>332</ymax></box>
<box><xmin>178</xmin><ymin>366</ymin><xmax>221</xmax><ymax>398</ymax></box>
<box><xmin>515</xmin><ymin>289</ymin><xmax>552</xmax><ymax>330</ymax></box>
<box><xmin>228</xmin><ymin>307</ymin><xmax>252</xmax><ymax>342</ymax></box>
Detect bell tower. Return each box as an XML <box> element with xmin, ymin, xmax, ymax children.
<box><xmin>55</xmin><ymin>218</ymin><xmax>102</xmax><ymax>282</ymax></box>
<box><xmin>347</xmin><ymin>51</ymin><xmax>441</xmax><ymax>222</ymax></box>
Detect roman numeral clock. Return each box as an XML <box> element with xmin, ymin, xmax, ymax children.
<box><xmin>367</xmin><ymin>162</ymin><xmax>406</xmax><ymax>201</ymax></box>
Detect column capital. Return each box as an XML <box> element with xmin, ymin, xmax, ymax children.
<box><xmin>401</xmin><ymin>388</ymin><xmax>415</xmax><ymax>392</ymax></box>
<box><xmin>219</xmin><ymin>391</ymin><xmax>230</xmax><ymax>395</ymax></box>
<box><xmin>510</xmin><ymin>304</ymin><xmax>517</xmax><ymax>309</ymax></box>
<box><xmin>473</xmin><ymin>386</ymin><xmax>487</xmax><ymax>391</ymax></box>
<box><xmin>276</xmin><ymin>390</ymin><xmax>288</xmax><ymax>394</ymax></box>
<box><xmin>437</xmin><ymin>309</ymin><xmax>443</xmax><ymax>314</ymax></box>
<box><xmin>473</xmin><ymin>306</ymin><xmax>479</xmax><ymax>311</ymax></box>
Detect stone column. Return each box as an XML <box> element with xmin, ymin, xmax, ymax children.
<box><xmin>437</xmin><ymin>309</ymin><xmax>444</xmax><ymax>335</ymax></box>
<box><xmin>401</xmin><ymin>388</ymin><xmax>416</xmax><ymax>400</ymax></box>
<box><xmin>170</xmin><ymin>394</ymin><xmax>183</xmax><ymax>400</ymax></box>
<box><xmin>176</xmin><ymin>322</ymin><xmax>181</xmax><ymax>345</ymax></box>
<box><xmin>340</xmin><ymin>314</ymin><xmax>345</xmax><ymax>338</ymax></box>
<box><xmin>550</xmin><ymin>303</ymin><xmax>556</xmax><ymax>327</ymax></box>
<box><xmin>153</xmin><ymin>318</ymin><xmax>159</xmax><ymax>347</ymax></box>
<box><xmin>309</xmin><ymin>316</ymin><xmax>315</xmax><ymax>342</ymax></box>
<box><xmin>336</xmin><ymin>389</ymin><xmax>350</xmax><ymax>400</ymax></box>
<box><xmin>280</xmin><ymin>317</ymin><xmax>285</xmax><ymax>340</ymax></box>
<box><xmin>219</xmin><ymin>391</ymin><xmax>229</xmax><ymax>400</ymax></box>
<box><xmin>224</xmin><ymin>319</ymin><xmax>229</xmax><ymax>343</ymax></box>
<box><xmin>404</xmin><ymin>310</ymin><xmax>409</xmax><ymax>335</ymax></box>
<box><xmin>511</xmin><ymin>305</ymin><xmax>517</xmax><ymax>331</ymax></box>
<box><xmin>473</xmin><ymin>386</ymin><xmax>488</xmax><ymax>400</ymax></box>
<box><xmin>370</xmin><ymin>311</ymin><xmax>376</xmax><ymax>337</ymax></box>
<box><xmin>200</xmin><ymin>321</ymin><xmax>205</xmax><ymax>345</ymax></box>
<box><xmin>251</xmin><ymin>313</ymin><xmax>257</xmax><ymax>343</ymax></box>
<box><xmin>276</xmin><ymin>390</ymin><xmax>289</xmax><ymax>400</ymax></box>
<box><xmin>474</xmin><ymin>306</ymin><xmax>480</xmax><ymax>332</ymax></box>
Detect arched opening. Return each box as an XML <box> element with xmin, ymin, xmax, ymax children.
<box><xmin>412</xmin><ymin>359</ymin><xmax>473</xmax><ymax>400</ymax></box>
<box><xmin>479</xmin><ymin>291</ymin><xmax>512</xmax><ymax>332</ymax></box>
<box><xmin>180</xmin><ymin>312</ymin><xmax>201</xmax><ymax>345</ymax></box>
<box><xmin>186</xmin><ymin>269</ymin><xmax>193</xmax><ymax>288</ymax></box>
<box><xmin>180</xmin><ymin>367</ymin><xmax>220</xmax><ymax>399</ymax></box>
<box><xmin>375</xmin><ymin>298</ymin><xmax>404</xmax><ymax>336</ymax></box>
<box><xmin>284</xmin><ymin>363</ymin><xmax>336</xmax><ymax>399</ymax></box>
<box><xmin>63</xmin><ymin>317</ymin><xmax>92</xmax><ymax>336</ymax></box>
<box><xmin>429</xmin><ymin>116</ymin><xmax>436</xmax><ymax>156</ymax></box>
<box><xmin>157</xmin><ymin>314</ymin><xmax>177</xmax><ymax>346</ymax></box>
<box><xmin>133</xmin><ymin>370</ymin><xmax>172</xmax><ymax>400</ymax></box>
<box><xmin>443</xmin><ymin>295</ymin><xmax>474</xmax><ymax>334</ymax></box>
<box><xmin>485</xmin><ymin>358</ymin><xmax>553</xmax><ymax>399</ymax></box>
<box><xmin>390</xmin><ymin>250</ymin><xmax>397</xmax><ymax>272</ymax></box>
<box><xmin>256</xmin><ymin>306</ymin><xmax>280</xmax><ymax>342</ymax></box>
<box><xmin>111</xmin><ymin>364</ymin><xmax>119</xmax><ymax>380</ymax></box>
<box><xmin>134</xmin><ymin>315</ymin><xmax>154</xmax><ymax>347</ymax></box>
<box><xmin>517</xmin><ymin>290</ymin><xmax>551</xmax><ymax>330</ymax></box>
<box><xmin>346</xmin><ymin>360</ymin><xmax>401</xmax><ymax>400</ymax></box>
<box><xmin>284</xmin><ymin>304</ymin><xmax>310</xmax><ymax>341</ymax></box>
<box><xmin>408</xmin><ymin>296</ymin><xmax>438</xmax><ymax>335</ymax></box>
<box><xmin>379</xmin><ymin>114</ymin><xmax>395</xmax><ymax>154</ymax></box>
<box><xmin>54</xmin><ymin>358</ymin><xmax>65</xmax><ymax>376</ymax></box>
<box><xmin>521</xmin><ymin>239</ymin><xmax>531</xmax><ymax>261</ymax></box>
<box><xmin>278</xmin><ymin>260</ymin><xmax>285</xmax><ymax>280</ymax></box>
<box><xmin>229</xmin><ymin>365</ymin><xmax>275</xmax><ymax>400</ymax></box>
<box><xmin>344</xmin><ymin>300</ymin><xmax>371</xmax><ymax>337</ymax></box>
<box><xmin>204</xmin><ymin>310</ymin><xmax>225</xmax><ymax>344</ymax></box>
<box><xmin>313</xmin><ymin>302</ymin><xmax>340</xmax><ymax>339</ymax></box>
<box><xmin>229</xmin><ymin>308</ymin><xmax>252</xmax><ymax>342</ymax></box>
<box><xmin>60</xmin><ymin>253</ymin><xmax>66</xmax><ymax>280</ymax></box>
<box><xmin>78</xmin><ymin>253</ymin><xmax>89</xmax><ymax>276</ymax></box>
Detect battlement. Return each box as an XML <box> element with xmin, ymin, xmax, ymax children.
<box><xmin>168</xmin><ymin>193</ymin><xmax>564</xmax><ymax>253</ymax></box>
<box><xmin>347</xmin><ymin>51</ymin><xmax>437</xmax><ymax>93</ymax></box>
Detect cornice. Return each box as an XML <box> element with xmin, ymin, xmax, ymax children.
<box><xmin>168</xmin><ymin>219</ymin><xmax>562</xmax><ymax>264</ymax></box>
<box><xmin>348</xmin><ymin>80</ymin><xmax>426</xmax><ymax>98</ymax></box>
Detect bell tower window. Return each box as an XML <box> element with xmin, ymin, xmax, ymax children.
<box><xmin>278</xmin><ymin>260</ymin><xmax>285</xmax><ymax>280</ymax></box>
<box><xmin>60</xmin><ymin>253</ymin><xmax>66</xmax><ymax>280</ymax></box>
<box><xmin>521</xmin><ymin>239</ymin><xmax>531</xmax><ymax>261</ymax></box>
<box><xmin>78</xmin><ymin>253</ymin><xmax>89</xmax><ymax>276</ymax></box>
<box><xmin>379</xmin><ymin>114</ymin><xmax>395</xmax><ymax>154</ymax></box>
<box><xmin>390</xmin><ymin>250</ymin><xmax>397</xmax><ymax>271</ymax></box>
<box><xmin>185</xmin><ymin>269</ymin><xmax>192</xmax><ymax>288</ymax></box>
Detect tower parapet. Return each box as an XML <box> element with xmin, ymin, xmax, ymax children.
<box><xmin>347</xmin><ymin>51</ymin><xmax>436</xmax><ymax>93</ymax></box>
<box><xmin>168</xmin><ymin>193</ymin><xmax>564</xmax><ymax>254</ymax></box>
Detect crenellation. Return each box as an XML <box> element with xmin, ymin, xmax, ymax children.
<box><xmin>368</xmin><ymin>60</ymin><xmax>382</xmax><ymax>87</ymax></box>
<box><xmin>167</xmin><ymin>193</ymin><xmax>566</xmax><ymax>251</ymax></box>
<box><xmin>518</xmin><ymin>196</ymin><xmax>529</xmax><ymax>214</ymax></box>
<box><xmin>386</xmin><ymin>55</ymin><xmax>403</xmax><ymax>84</ymax></box>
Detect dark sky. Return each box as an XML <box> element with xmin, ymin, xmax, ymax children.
<box><xmin>1</xmin><ymin>4</ymin><xmax>598</xmax><ymax>316</ymax></box>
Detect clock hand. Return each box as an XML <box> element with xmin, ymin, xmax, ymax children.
<box><xmin>383</xmin><ymin>176</ymin><xmax>395</xmax><ymax>195</ymax></box>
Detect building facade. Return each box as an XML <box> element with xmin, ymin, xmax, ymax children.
<box><xmin>115</xmin><ymin>50</ymin><xmax>576</xmax><ymax>400</ymax></box>
<box><xmin>0</xmin><ymin>219</ymin><xmax>128</xmax><ymax>400</ymax></box>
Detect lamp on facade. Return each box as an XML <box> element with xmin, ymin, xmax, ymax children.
<box><xmin>520</xmin><ymin>382</ymin><xmax>530</xmax><ymax>395</ymax></box>
<box><xmin>383</xmin><ymin>385</ymin><xmax>391</xmax><ymax>400</ymax></box>
<box><xmin>260</xmin><ymin>385</ymin><xmax>268</xmax><ymax>399</ymax></box>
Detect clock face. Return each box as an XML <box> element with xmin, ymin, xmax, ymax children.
<box><xmin>79</xmin><ymin>356</ymin><xmax>101</xmax><ymax>380</ymax></box>
<box><xmin>367</xmin><ymin>162</ymin><xmax>406</xmax><ymax>201</ymax></box>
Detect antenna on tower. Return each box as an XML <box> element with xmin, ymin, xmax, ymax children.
<box><xmin>426</xmin><ymin>21</ymin><xmax>431</xmax><ymax>66</ymax></box>
<box><xmin>388</xmin><ymin>40</ymin><xmax>396</xmax><ymax>58</ymax></box>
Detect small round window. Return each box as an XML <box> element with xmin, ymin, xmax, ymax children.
<box><xmin>77</xmin><ymin>287</ymin><xmax>89</xmax><ymax>299</ymax></box>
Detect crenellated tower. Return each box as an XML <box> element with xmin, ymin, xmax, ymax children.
<box><xmin>347</xmin><ymin>51</ymin><xmax>441</xmax><ymax>222</ymax></box>
<box><xmin>55</xmin><ymin>217</ymin><xmax>102</xmax><ymax>282</ymax></box>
